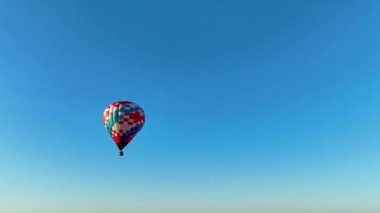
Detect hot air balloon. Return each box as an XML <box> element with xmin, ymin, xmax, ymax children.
<box><xmin>103</xmin><ymin>101</ymin><xmax>145</xmax><ymax>156</ymax></box>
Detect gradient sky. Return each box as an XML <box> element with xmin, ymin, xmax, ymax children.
<box><xmin>1</xmin><ymin>1</ymin><xmax>380</xmax><ymax>213</ymax></box>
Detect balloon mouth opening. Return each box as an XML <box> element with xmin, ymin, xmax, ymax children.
<box><xmin>119</xmin><ymin>151</ymin><xmax>124</xmax><ymax>156</ymax></box>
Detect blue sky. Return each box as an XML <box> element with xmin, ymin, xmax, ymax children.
<box><xmin>1</xmin><ymin>1</ymin><xmax>380</xmax><ymax>212</ymax></box>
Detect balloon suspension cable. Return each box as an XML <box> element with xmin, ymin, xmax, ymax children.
<box><xmin>119</xmin><ymin>151</ymin><xmax>124</xmax><ymax>156</ymax></box>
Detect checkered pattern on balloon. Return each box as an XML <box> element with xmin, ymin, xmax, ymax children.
<box><xmin>103</xmin><ymin>101</ymin><xmax>145</xmax><ymax>151</ymax></box>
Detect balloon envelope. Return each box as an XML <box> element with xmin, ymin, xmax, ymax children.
<box><xmin>103</xmin><ymin>101</ymin><xmax>145</xmax><ymax>152</ymax></box>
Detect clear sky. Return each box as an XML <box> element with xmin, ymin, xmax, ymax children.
<box><xmin>1</xmin><ymin>1</ymin><xmax>380</xmax><ymax>213</ymax></box>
